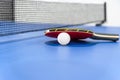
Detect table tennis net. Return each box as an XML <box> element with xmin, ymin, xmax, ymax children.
<box><xmin>0</xmin><ymin>21</ymin><xmax>67</xmax><ymax>36</ymax></box>
<box><xmin>0</xmin><ymin>0</ymin><xmax>106</xmax><ymax>36</ymax></box>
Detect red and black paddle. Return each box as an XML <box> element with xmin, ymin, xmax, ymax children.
<box><xmin>45</xmin><ymin>28</ymin><xmax>119</xmax><ymax>42</ymax></box>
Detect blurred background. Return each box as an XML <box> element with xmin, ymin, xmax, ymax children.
<box><xmin>33</xmin><ymin>0</ymin><xmax>120</xmax><ymax>26</ymax></box>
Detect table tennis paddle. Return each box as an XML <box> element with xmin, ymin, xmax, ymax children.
<box><xmin>45</xmin><ymin>28</ymin><xmax>119</xmax><ymax>42</ymax></box>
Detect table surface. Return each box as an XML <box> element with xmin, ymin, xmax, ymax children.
<box><xmin>0</xmin><ymin>24</ymin><xmax>120</xmax><ymax>80</ymax></box>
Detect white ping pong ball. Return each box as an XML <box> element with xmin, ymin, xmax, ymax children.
<box><xmin>57</xmin><ymin>32</ymin><xmax>71</xmax><ymax>45</ymax></box>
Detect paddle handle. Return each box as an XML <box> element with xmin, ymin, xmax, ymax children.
<box><xmin>90</xmin><ymin>33</ymin><xmax>119</xmax><ymax>41</ymax></box>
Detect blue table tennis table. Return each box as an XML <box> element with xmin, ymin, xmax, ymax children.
<box><xmin>0</xmin><ymin>22</ymin><xmax>120</xmax><ymax>80</ymax></box>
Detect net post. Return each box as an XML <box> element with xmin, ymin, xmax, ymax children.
<box><xmin>96</xmin><ymin>2</ymin><xmax>107</xmax><ymax>26</ymax></box>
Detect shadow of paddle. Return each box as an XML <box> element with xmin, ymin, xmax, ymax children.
<box><xmin>45</xmin><ymin>39</ymin><xmax>98</xmax><ymax>47</ymax></box>
<box><xmin>45</xmin><ymin>39</ymin><xmax>119</xmax><ymax>47</ymax></box>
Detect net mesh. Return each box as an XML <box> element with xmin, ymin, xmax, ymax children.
<box><xmin>0</xmin><ymin>21</ymin><xmax>65</xmax><ymax>36</ymax></box>
<box><xmin>0</xmin><ymin>0</ymin><xmax>106</xmax><ymax>36</ymax></box>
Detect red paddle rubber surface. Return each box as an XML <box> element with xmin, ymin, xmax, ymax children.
<box><xmin>45</xmin><ymin>31</ymin><xmax>93</xmax><ymax>40</ymax></box>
